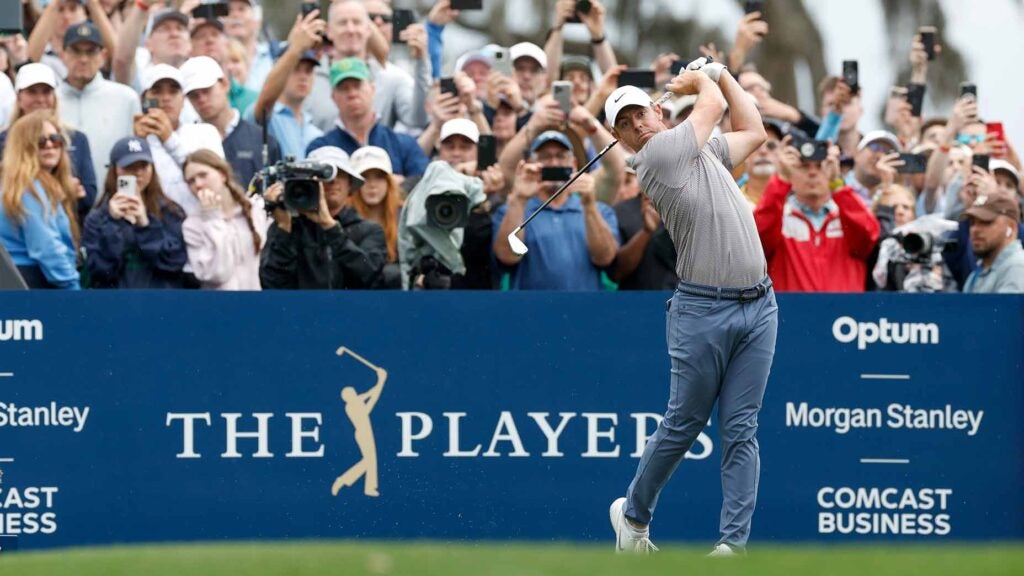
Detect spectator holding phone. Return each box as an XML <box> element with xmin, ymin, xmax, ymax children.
<box><xmin>82</xmin><ymin>136</ymin><xmax>189</xmax><ymax>288</ymax></box>
<box><xmin>754</xmin><ymin>139</ymin><xmax>879</xmax><ymax>292</ymax></box>
<box><xmin>845</xmin><ymin>131</ymin><xmax>901</xmax><ymax>204</ymax></box>
<box><xmin>181</xmin><ymin>149</ymin><xmax>268</xmax><ymax>290</ymax></box>
<box><xmin>0</xmin><ymin>110</ymin><xmax>80</xmax><ymax>289</ymax></box>
<box><xmin>247</xmin><ymin>11</ymin><xmax>327</xmax><ymax>160</ymax></box>
<box><xmin>1</xmin><ymin>63</ymin><xmax>97</xmax><ymax>223</ymax></box>
<box><xmin>545</xmin><ymin>0</ymin><xmax>618</xmax><ymax>89</ymax></box>
<box><xmin>492</xmin><ymin>131</ymin><xmax>620</xmax><ymax>291</ymax></box>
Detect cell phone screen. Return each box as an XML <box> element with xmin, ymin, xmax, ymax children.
<box><xmin>959</xmin><ymin>82</ymin><xmax>977</xmax><ymax>100</ymax></box>
<box><xmin>477</xmin><ymin>135</ymin><xmax>497</xmax><ymax>170</ymax></box>
<box><xmin>919</xmin><ymin>27</ymin><xmax>937</xmax><ymax>61</ymax></box>
<box><xmin>0</xmin><ymin>0</ymin><xmax>23</xmax><ymax>34</ymax></box>
<box><xmin>440</xmin><ymin>77</ymin><xmax>457</xmax><ymax>97</ymax></box>
<box><xmin>450</xmin><ymin>0</ymin><xmax>483</xmax><ymax>9</ymax></box>
<box><xmin>392</xmin><ymin>9</ymin><xmax>415</xmax><ymax>44</ymax></box>
<box><xmin>897</xmin><ymin>153</ymin><xmax>927</xmax><ymax>174</ymax></box>
<box><xmin>906</xmin><ymin>83</ymin><xmax>925</xmax><ymax>117</ymax></box>
<box><xmin>617</xmin><ymin>70</ymin><xmax>656</xmax><ymax>90</ymax></box>
<box><xmin>972</xmin><ymin>154</ymin><xmax>990</xmax><ymax>172</ymax></box>
<box><xmin>842</xmin><ymin>60</ymin><xmax>859</xmax><ymax>93</ymax></box>
<box><xmin>541</xmin><ymin>166</ymin><xmax>573</xmax><ymax>182</ymax></box>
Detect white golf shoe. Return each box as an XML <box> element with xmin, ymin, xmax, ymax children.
<box><xmin>609</xmin><ymin>497</ymin><xmax>659</xmax><ymax>554</ymax></box>
<box><xmin>707</xmin><ymin>543</ymin><xmax>742</xmax><ymax>557</ymax></box>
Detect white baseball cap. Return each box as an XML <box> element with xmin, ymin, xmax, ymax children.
<box><xmin>857</xmin><ymin>130</ymin><xmax>901</xmax><ymax>152</ymax></box>
<box><xmin>350</xmin><ymin>146</ymin><xmax>394</xmax><ymax>176</ymax></box>
<box><xmin>15</xmin><ymin>63</ymin><xmax>58</xmax><ymax>91</ymax></box>
<box><xmin>308</xmin><ymin>146</ymin><xmax>364</xmax><ymax>189</ymax></box>
<box><xmin>440</xmin><ymin>118</ymin><xmax>480</xmax><ymax>144</ymax></box>
<box><xmin>510</xmin><ymin>42</ymin><xmax>547</xmax><ymax>69</ymax></box>
<box><xmin>181</xmin><ymin>56</ymin><xmax>224</xmax><ymax>94</ymax></box>
<box><xmin>141</xmin><ymin>63</ymin><xmax>184</xmax><ymax>93</ymax></box>
<box><xmin>991</xmin><ymin>159</ymin><xmax>1020</xmax><ymax>186</ymax></box>
<box><xmin>604</xmin><ymin>86</ymin><xmax>654</xmax><ymax>127</ymax></box>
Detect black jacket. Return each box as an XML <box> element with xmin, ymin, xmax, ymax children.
<box><xmin>260</xmin><ymin>207</ymin><xmax>387</xmax><ymax>289</ymax></box>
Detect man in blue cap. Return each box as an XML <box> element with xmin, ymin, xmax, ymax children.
<box><xmin>58</xmin><ymin>21</ymin><xmax>141</xmax><ymax>188</ymax></box>
<box><xmin>247</xmin><ymin>10</ymin><xmax>327</xmax><ymax>160</ymax></box>
<box><xmin>492</xmin><ymin>130</ymin><xmax>620</xmax><ymax>290</ymax></box>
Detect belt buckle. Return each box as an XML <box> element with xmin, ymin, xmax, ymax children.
<box><xmin>738</xmin><ymin>287</ymin><xmax>759</xmax><ymax>302</ymax></box>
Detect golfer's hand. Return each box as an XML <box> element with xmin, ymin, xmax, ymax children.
<box><xmin>667</xmin><ymin>70</ymin><xmax>705</xmax><ymax>96</ymax></box>
<box><xmin>511</xmin><ymin>161</ymin><xmax>542</xmax><ymax>203</ymax></box>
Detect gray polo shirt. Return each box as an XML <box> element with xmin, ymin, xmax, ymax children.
<box><xmin>965</xmin><ymin>241</ymin><xmax>1024</xmax><ymax>293</ymax></box>
<box><xmin>630</xmin><ymin>121</ymin><xmax>766</xmax><ymax>289</ymax></box>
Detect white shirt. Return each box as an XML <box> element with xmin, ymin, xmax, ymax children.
<box><xmin>0</xmin><ymin>73</ymin><xmax>14</xmax><ymax>129</ymax></box>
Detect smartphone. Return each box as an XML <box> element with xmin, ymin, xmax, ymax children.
<box><xmin>300</xmin><ymin>1</ymin><xmax>320</xmax><ymax>18</ymax></box>
<box><xmin>842</xmin><ymin>60</ymin><xmax>859</xmax><ymax>93</ymax></box>
<box><xmin>744</xmin><ymin>0</ymin><xmax>764</xmax><ymax>18</ymax></box>
<box><xmin>987</xmin><ymin>122</ymin><xmax>1005</xmax><ymax>143</ymax></box>
<box><xmin>439</xmin><ymin>76</ymin><xmax>458</xmax><ymax>98</ymax></box>
<box><xmin>792</xmin><ymin>136</ymin><xmax>828</xmax><ymax>162</ymax></box>
<box><xmin>919</xmin><ymin>26</ymin><xmax>937</xmax><ymax>61</ymax></box>
<box><xmin>0</xmin><ymin>0</ymin><xmax>23</xmax><ymax>34</ymax></box>
<box><xmin>117</xmin><ymin>175</ymin><xmax>138</xmax><ymax>197</ymax></box>
<box><xmin>905</xmin><ymin>83</ymin><xmax>925</xmax><ymax>117</ymax></box>
<box><xmin>192</xmin><ymin>1</ymin><xmax>229</xmax><ymax>21</ymax></box>
<box><xmin>477</xmin><ymin>134</ymin><xmax>497</xmax><ymax>171</ymax></box>
<box><xmin>143</xmin><ymin>98</ymin><xmax>160</xmax><ymax>114</ymax></box>
<box><xmin>541</xmin><ymin>166</ymin><xmax>573</xmax><ymax>182</ymax></box>
<box><xmin>972</xmin><ymin>154</ymin><xmax>990</xmax><ymax>172</ymax></box>
<box><xmin>392</xmin><ymin>9</ymin><xmax>415</xmax><ymax>44</ymax></box>
<box><xmin>492</xmin><ymin>47</ymin><xmax>512</xmax><ymax>77</ymax></box>
<box><xmin>670</xmin><ymin>59</ymin><xmax>685</xmax><ymax>76</ymax></box>
<box><xmin>617</xmin><ymin>69</ymin><xmax>656</xmax><ymax>90</ymax></box>
<box><xmin>897</xmin><ymin>153</ymin><xmax>927</xmax><ymax>174</ymax></box>
<box><xmin>959</xmin><ymin>82</ymin><xmax>977</xmax><ymax>100</ymax></box>
<box><xmin>450</xmin><ymin>0</ymin><xmax>483</xmax><ymax>9</ymax></box>
<box><xmin>566</xmin><ymin>0</ymin><xmax>592</xmax><ymax>24</ymax></box>
<box><xmin>552</xmin><ymin>80</ymin><xmax>573</xmax><ymax>115</ymax></box>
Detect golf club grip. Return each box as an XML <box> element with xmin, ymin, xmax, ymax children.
<box><xmin>517</xmin><ymin>140</ymin><xmax>619</xmax><ymax>231</ymax></box>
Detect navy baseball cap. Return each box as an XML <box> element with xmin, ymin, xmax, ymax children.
<box><xmin>63</xmin><ymin>22</ymin><xmax>103</xmax><ymax>49</ymax></box>
<box><xmin>151</xmin><ymin>10</ymin><xmax>190</xmax><ymax>33</ymax></box>
<box><xmin>530</xmin><ymin>131</ymin><xmax>572</xmax><ymax>153</ymax></box>
<box><xmin>109</xmin><ymin>137</ymin><xmax>153</xmax><ymax>168</ymax></box>
<box><xmin>299</xmin><ymin>50</ymin><xmax>320</xmax><ymax>66</ymax></box>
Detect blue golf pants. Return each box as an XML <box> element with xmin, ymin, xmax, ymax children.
<box><xmin>625</xmin><ymin>278</ymin><xmax>779</xmax><ymax>549</ymax></box>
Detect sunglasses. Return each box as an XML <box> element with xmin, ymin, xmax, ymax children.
<box><xmin>866</xmin><ymin>142</ymin><xmax>894</xmax><ymax>153</ymax></box>
<box><xmin>368</xmin><ymin>12</ymin><xmax>393</xmax><ymax>23</ymax></box>
<box><xmin>38</xmin><ymin>133</ymin><xmax>66</xmax><ymax>149</ymax></box>
<box><xmin>956</xmin><ymin>134</ymin><xmax>986</xmax><ymax>145</ymax></box>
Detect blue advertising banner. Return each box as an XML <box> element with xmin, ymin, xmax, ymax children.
<box><xmin>0</xmin><ymin>293</ymin><xmax>1022</xmax><ymax>550</ymax></box>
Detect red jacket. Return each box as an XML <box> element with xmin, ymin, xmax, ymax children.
<box><xmin>754</xmin><ymin>175</ymin><xmax>879</xmax><ymax>292</ymax></box>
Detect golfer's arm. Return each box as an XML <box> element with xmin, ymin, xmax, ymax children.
<box><xmin>685</xmin><ymin>75</ymin><xmax>727</xmax><ymax>151</ymax></box>
<box><xmin>720</xmin><ymin>72</ymin><xmax>767</xmax><ymax>167</ymax></box>
<box><xmin>583</xmin><ymin>205</ymin><xmax>617</xmax><ymax>267</ymax></box>
<box><xmin>494</xmin><ymin>198</ymin><xmax>527</xmax><ymax>266</ymax></box>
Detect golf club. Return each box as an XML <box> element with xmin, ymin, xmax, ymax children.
<box><xmin>507</xmin><ymin>90</ymin><xmax>677</xmax><ymax>257</ymax></box>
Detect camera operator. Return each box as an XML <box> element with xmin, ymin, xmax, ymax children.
<box><xmin>430</xmin><ymin>118</ymin><xmax>504</xmax><ymax>289</ymax></box>
<box><xmin>754</xmin><ymin>137</ymin><xmax>880</xmax><ymax>292</ymax></box>
<box><xmin>260</xmin><ymin>146</ymin><xmax>387</xmax><ymax>290</ymax></box>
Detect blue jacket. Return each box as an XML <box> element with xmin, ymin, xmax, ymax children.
<box><xmin>306</xmin><ymin>123</ymin><xmax>428</xmax><ymax>178</ymax></box>
<box><xmin>82</xmin><ymin>199</ymin><xmax>189</xmax><ymax>289</ymax></box>
<box><xmin>223</xmin><ymin>118</ymin><xmax>281</xmax><ymax>190</ymax></box>
<box><xmin>0</xmin><ymin>181</ymin><xmax>80</xmax><ymax>289</ymax></box>
<box><xmin>0</xmin><ymin>128</ymin><xmax>98</xmax><ymax>224</ymax></box>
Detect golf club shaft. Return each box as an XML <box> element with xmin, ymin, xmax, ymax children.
<box><xmin>511</xmin><ymin>91</ymin><xmax>674</xmax><ymax>236</ymax></box>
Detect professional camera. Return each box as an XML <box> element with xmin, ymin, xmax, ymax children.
<box><xmin>257</xmin><ymin>157</ymin><xmax>337</xmax><ymax>213</ymax></box>
<box><xmin>891</xmin><ymin>216</ymin><xmax>959</xmax><ymax>265</ymax></box>
<box><xmin>398</xmin><ymin>161</ymin><xmax>486</xmax><ymax>289</ymax></box>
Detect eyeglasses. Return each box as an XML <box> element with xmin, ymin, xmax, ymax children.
<box><xmin>956</xmin><ymin>134</ymin><xmax>985</xmax><ymax>145</ymax></box>
<box><xmin>866</xmin><ymin>142</ymin><xmax>894</xmax><ymax>154</ymax></box>
<box><xmin>38</xmin><ymin>133</ymin><xmax>66</xmax><ymax>149</ymax></box>
<box><xmin>368</xmin><ymin>12</ymin><xmax>393</xmax><ymax>23</ymax></box>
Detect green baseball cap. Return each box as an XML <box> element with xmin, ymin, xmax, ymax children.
<box><xmin>330</xmin><ymin>58</ymin><xmax>371</xmax><ymax>87</ymax></box>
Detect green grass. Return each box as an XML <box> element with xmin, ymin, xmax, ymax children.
<box><xmin>1</xmin><ymin>541</ymin><xmax>1023</xmax><ymax>576</ymax></box>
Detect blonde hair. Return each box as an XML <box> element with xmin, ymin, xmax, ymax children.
<box><xmin>873</xmin><ymin>184</ymin><xmax>917</xmax><ymax>218</ymax></box>
<box><xmin>1</xmin><ymin>110</ymin><xmax>79</xmax><ymax>247</ymax></box>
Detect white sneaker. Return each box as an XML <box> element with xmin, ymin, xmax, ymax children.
<box><xmin>608</xmin><ymin>497</ymin><xmax>659</xmax><ymax>554</ymax></box>
<box><xmin>707</xmin><ymin>543</ymin><xmax>740</xmax><ymax>557</ymax></box>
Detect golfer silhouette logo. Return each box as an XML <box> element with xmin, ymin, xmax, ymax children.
<box><xmin>332</xmin><ymin>346</ymin><xmax>387</xmax><ymax>498</ymax></box>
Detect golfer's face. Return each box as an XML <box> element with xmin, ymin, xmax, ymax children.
<box><xmin>614</xmin><ymin>105</ymin><xmax>662</xmax><ymax>152</ymax></box>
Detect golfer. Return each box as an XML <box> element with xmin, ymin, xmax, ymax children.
<box><xmin>604</xmin><ymin>58</ymin><xmax>778</xmax><ymax>556</ymax></box>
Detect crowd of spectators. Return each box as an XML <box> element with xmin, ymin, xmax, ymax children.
<box><xmin>1</xmin><ymin>0</ymin><xmax>1021</xmax><ymax>293</ymax></box>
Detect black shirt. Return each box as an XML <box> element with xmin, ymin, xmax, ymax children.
<box><xmin>613</xmin><ymin>195</ymin><xmax>679</xmax><ymax>291</ymax></box>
